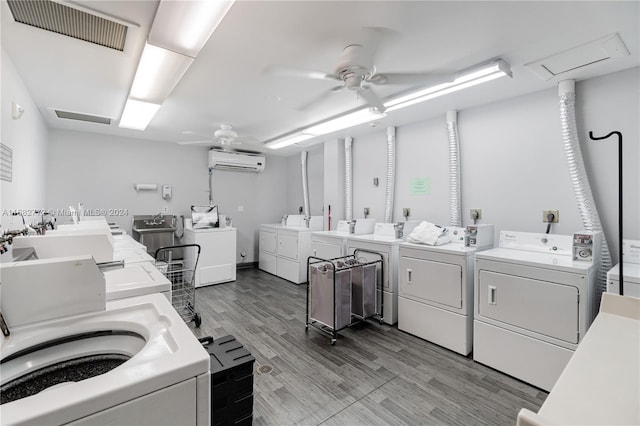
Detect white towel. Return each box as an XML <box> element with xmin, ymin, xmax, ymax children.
<box><xmin>407</xmin><ymin>221</ymin><xmax>452</xmax><ymax>245</ymax></box>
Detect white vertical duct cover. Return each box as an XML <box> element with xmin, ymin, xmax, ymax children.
<box><xmin>344</xmin><ymin>137</ymin><xmax>353</xmax><ymax>221</ymax></box>
<box><xmin>301</xmin><ymin>151</ymin><xmax>310</xmax><ymax>219</ymax></box>
<box><xmin>446</xmin><ymin>110</ymin><xmax>462</xmax><ymax>227</ymax></box>
<box><xmin>384</xmin><ymin>127</ymin><xmax>396</xmax><ymax>223</ymax></box>
<box><xmin>558</xmin><ymin>79</ymin><xmax>612</xmax><ymax>304</ymax></box>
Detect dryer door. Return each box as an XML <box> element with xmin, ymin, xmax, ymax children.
<box><xmin>477</xmin><ymin>270</ymin><xmax>579</xmax><ymax>344</ymax></box>
<box><xmin>399</xmin><ymin>257</ymin><xmax>462</xmax><ymax>309</ymax></box>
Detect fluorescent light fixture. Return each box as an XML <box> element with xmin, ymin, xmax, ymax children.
<box><xmin>129</xmin><ymin>43</ymin><xmax>193</xmax><ymax>104</ymax></box>
<box><xmin>266</xmin><ymin>108</ymin><xmax>385</xmax><ymax>150</ymax></box>
<box><xmin>265</xmin><ymin>58</ymin><xmax>510</xmax><ymax>150</ymax></box>
<box><xmin>119</xmin><ymin>99</ymin><xmax>161</xmax><ymax>130</ymax></box>
<box><xmin>148</xmin><ymin>0</ymin><xmax>236</xmax><ymax>58</ymax></box>
<box><xmin>384</xmin><ymin>59</ymin><xmax>512</xmax><ymax>112</ymax></box>
<box><xmin>121</xmin><ymin>0</ymin><xmax>234</xmax><ymax>131</ymax></box>
<box><xmin>266</xmin><ymin>133</ymin><xmax>315</xmax><ymax>150</ymax></box>
<box><xmin>305</xmin><ymin>108</ymin><xmax>386</xmax><ymax>135</ymax></box>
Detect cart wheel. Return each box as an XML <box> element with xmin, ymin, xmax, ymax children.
<box><xmin>194</xmin><ymin>313</ymin><xmax>202</xmax><ymax>328</ymax></box>
<box><xmin>331</xmin><ymin>339</ymin><xmax>336</xmax><ymax>346</ymax></box>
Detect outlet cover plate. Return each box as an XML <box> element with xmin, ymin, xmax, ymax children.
<box><xmin>470</xmin><ymin>209</ymin><xmax>482</xmax><ymax>220</ymax></box>
<box><xmin>543</xmin><ymin>210</ymin><xmax>559</xmax><ymax>223</ymax></box>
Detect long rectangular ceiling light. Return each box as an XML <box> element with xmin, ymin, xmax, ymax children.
<box><xmin>119</xmin><ymin>0</ymin><xmax>235</xmax><ymax>130</ymax></box>
<box><xmin>265</xmin><ymin>58</ymin><xmax>510</xmax><ymax>150</ymax></box>
<box><xmin>266</xmin><ymin>108</ymin><xmax>385</xmax><ymax>149</ymax></box>
<box><xmin>265</xmin><ymin>133</ymin><xmax>316</xmax><ymax>150</ymax></box>
<box><xmin>148</xmin><ymin>0</ymin><xmax>235</xmax><ymax>58</ymax></box>
<box><xmin>384</xmin><ymin>59</ymin><xmax>512</xmax><ymax>112</ymax></box>
<box><xmin>128</xmin><ymin>43</ymin><xmax>193</xmax><ymax>103</ymax></box>
<box><xmin>119</xmin><ymin>99</ymin><xmax>161</xmax><ymax>130</ymax></box>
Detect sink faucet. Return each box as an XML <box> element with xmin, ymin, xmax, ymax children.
<box><xmin>153</xmin><ymin>212</ymin><xmax>163</xmax><ymax>221</ymax></box>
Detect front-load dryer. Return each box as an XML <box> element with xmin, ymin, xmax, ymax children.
<box><xmin>347</xmin><ymin>221</ymin><xmax>421</xmax><ymax>325</ymax></box>
<box><xmin>473</xmin><ymin>230</ymin><xmax>601</xmax><ymax>391</ymax></box>
<box><xmin>607</xmin><ymin>239</ymin><xmax>640</xmax><ymax>298</ymax></box>
<box><xmin>398</xmin><ymin>225</ymin><xmax>494</xmax><ymax>355</ymax></box>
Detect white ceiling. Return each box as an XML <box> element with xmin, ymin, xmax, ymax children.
<box><xmin>2</xmin><ymin>1</ymin><xmax>638</xmax><ymax>156</ymax></box>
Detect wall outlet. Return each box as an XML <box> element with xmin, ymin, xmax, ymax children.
<box><xmin>364</xmin><ymin>207</ymin><xmax>370</xmax><ymax>217</ymax></box>
<box><xmin>402</xmin><ymin>208</ymin><xmax>411</xmax><ymax>218</ymax></box>
<box><xmin>162</xmin><ymin>206</ymin><xmax>169</xmax><ymax>214</ymax></box>
<box><xmin>470</xmin><ymin>209</ymin><xmax>482</xmax><ymax>220</ymax></box>
<box><xmin>543</xmin><ymin>210</ymin><xmax>559</xmax><ymax>223</ymax></box>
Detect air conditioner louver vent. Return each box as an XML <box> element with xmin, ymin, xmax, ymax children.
<box><xmin>7</xmin><ymin>0</ymin><xmax>127</xmax><ymax>51</ymax></box>
<box><xmin>208</xmin><ymin>150</ymin><xmax>265</xmax><ymax>173</ymax></box>
<box><xmin>54</xmin><ymin>110</ymin><xmax>111</xmax><ymax>125</ymax></box>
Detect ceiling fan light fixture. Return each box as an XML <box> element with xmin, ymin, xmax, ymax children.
<box><xmin>384</xmin><ymin>59</ymin><xmax>512</xmax><ymax>111</ymax></box>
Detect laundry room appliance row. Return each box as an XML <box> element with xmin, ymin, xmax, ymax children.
<box><xmin>259</xmin><ymin>215</ymin><xmax>323</xmax><ymax>284</ymax></box>
<box><xmin>309</xmin><ymin>221</ymin><xmax>618</xmax><ymax>394</ymax></box>
<box><xmin>473</xmin><ymin>230</ymin><xmax>602</xmax><ymax>391</ymax></box>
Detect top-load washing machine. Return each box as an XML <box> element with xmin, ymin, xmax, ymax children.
<box><xmin>607</xmin><ymin>239</ymin><xmax>640</xmax><ymax>298</ymax></box>
<box><xmin>347</xmin><ymin>221</ymin><xmax>421</xmax><ymax>325</ymax></box>
<box><xmin>310</xmin><ymin>219</ymin><xmax>377</xmax><ymax>260</ymax></box>
<box><xmin>398</xmin><ymin>224</ymin><xmax>494</xmax><ymax>355</ymax></box>
<box><xmin>102</xmin><ymin>261</ymin><xmax>172</xmax><ymax>301</ymax></box>
<box><xmin>473</xmin><ymin>230</ymin><xmax>601</xmax><ymax>391</ymax></box>
<box><xmin>0</xmin><ymin>256</ymin><xmax>210</xmax><ymax>425</ymax></box>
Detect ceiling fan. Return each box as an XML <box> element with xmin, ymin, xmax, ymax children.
<box><xmin>178</xmin><ymin>124</ymin><xmax>255</xmax><ymax>147</ymax></box>
<box><xmin>263</xmin><ymin>28</ymin><xmax>455</xmax><ymax>112</ymax></box>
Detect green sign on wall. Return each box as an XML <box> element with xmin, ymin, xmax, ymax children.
<box><xmin>410</xmin><ymin>177</ymin><xmax>430</xmax><ymax>195</ymax></box>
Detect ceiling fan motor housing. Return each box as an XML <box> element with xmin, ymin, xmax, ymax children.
<box><xmin>334</xmin><ymin>44</ymin><xmax>375</xmax><ymax>89</ymax></box>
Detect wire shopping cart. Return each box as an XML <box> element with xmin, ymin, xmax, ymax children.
<box><xmin>155</xmin><ymin>244</ymin><xmax>202</xmax><ymax>327</ymax></box>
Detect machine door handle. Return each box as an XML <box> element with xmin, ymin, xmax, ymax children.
<box><xmin>407</xmin><ymin>268</ymin><xmax>412</xmax><ymax>284</ymax></box>
<box><xmin>488</xmin><ymin>285</ymin><xmax>497</xmax><ymax>305</ymax></box>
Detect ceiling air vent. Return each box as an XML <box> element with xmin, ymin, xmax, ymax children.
<box><xmin>525</xmin><ymin>33</ymin><xmax>630</xmax><ymax>81</ymax></box>
<box><xmin>7</xmin><ymin>0</ymin><xmax>127</xmax><ymax>51</ymax></box>
<box><xmin>54</xmin><ymin>110</ymin><xmax>111</xmax><ymax>125</ymax></box>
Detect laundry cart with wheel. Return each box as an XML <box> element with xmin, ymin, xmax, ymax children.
<box><xmin>306</xmin><ymin>249</ymin><xmax>382</xmax><ymax>344</ymax></box>
<box><xmin>155</xmin><ymin>244</ymin><xmax>202</xmax><ymax>327</ymax></box>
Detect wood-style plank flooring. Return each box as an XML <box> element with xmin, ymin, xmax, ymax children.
<box><xmin>192</xmin><ymin>268</ymin><xmax>547</xmax><ymax>425</ymax></box>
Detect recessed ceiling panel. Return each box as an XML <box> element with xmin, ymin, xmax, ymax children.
<box><xmin>525</xmin><ymin>33</ymin><xmax>630</xmax><ymax>81</ymax></box>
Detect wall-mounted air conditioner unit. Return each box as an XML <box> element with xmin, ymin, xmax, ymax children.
<box><xmin>208</xmin><ymin>150</ymin><xmax>265</xmax><ymax>172</ymax></box>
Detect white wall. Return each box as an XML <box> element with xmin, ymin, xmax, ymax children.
<box><xmin>1</xmin><ymin>48</ymin><xmax>49</xmax><ymax>231</ymax></box>
<box><xmin>285</xmin><ymin>146</ymin><xmax>324</xmax><ymax>216</ymax></box>
<box><xmin>46</xmin><ymin>130</ymin><xmax>288</xmax><ymax>263</ymax></box>
<box><xmin>344</xmin><ymin>67</ymin><xmax>639</xmax><ymax>262</ymax></box>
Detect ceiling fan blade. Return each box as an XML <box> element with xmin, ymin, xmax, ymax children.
<box><xmin>262</xmin><ymin>65</ymin><xmax>340</xmax><ymax>82</ymax></box>
<box><xmin>368</xmin><ymin>73</ymin><xmax>456</xmax><ymax>86</ymax></box>
<box><xmin>357</xmin><ymin>26</ymin><xmax>399</xmax><ymax>64</ymax></box>
<box><xmin>296</xmin><ymin>86</ymin><xmax>343</xmax><ymax>111</ymax></box>
<box><xmin>177</xmin><ymin>140</ymin><xmax>215</xmax><ymax>146</ymax></box>
<box><xmin>357</xmin><ymin>86</ymin><xmax>386</xmax><ymax>113</ymax></box>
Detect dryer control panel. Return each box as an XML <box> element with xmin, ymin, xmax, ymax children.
<box><xmin>572</xmin><ymin>231</ymin><xmax>601</xmax><ymax>262</ymax></box>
